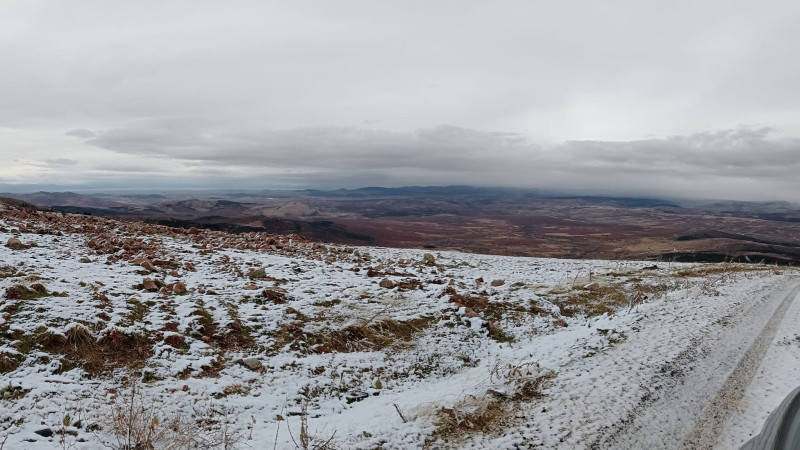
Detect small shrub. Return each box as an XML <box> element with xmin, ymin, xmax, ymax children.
<box><xmin>101</xmin><ymin>383</ymin><xmax>194</xmax><ymax>450</ymax></box>
<box><xmin>432</xmin><ymin>361</ymin><xmax>555</xmax><ymax>444</ymax></box>
<box><xmin>486</xmin><ymin>321</ymin><xmax>513</xmax><ymax>343</ymax></box>
<box><xmin>163</xmin><ymin>334</ymin><xmax>186</xmax><ymax>349</ymax></box>
<box><xmin>0</xmin><ymin>353</ymin><xmax>23</xmax><ymax>374</ymax></box>
<box><xmin>0</xmin><ymin>381</ymin><xmax>28</xmax><ymax>400</ymax></box>
<box><xmin>4</xmin><ymin>284</ymin><xmax>49</xmax><ymax>300</ymax></box>
<box><xmin>434</xmin><ymin>395</ymin><xmax>509</xmax><ymax>442</ymax></box>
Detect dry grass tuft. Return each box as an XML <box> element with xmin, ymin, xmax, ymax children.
<box><xmin>307</xmin><ymin>316</ymin><xmax>435</xmax><ymax>354</ymax></box>
<box><xmin>218</xmin><ymin>319</ymin><xmax>255</xmax><ymax>350</ymax></box>
<box><xmin>0</xmin><ymin>352</ymin><xmax>22</xmax><ymax>373</ymax></box>
<box><xmin>15</xmin><ymin>326</ymin><xmax>153</xmax><ymax>376</ymax></box>
<box><xmin>103</xmin><ymin>382</ymin><xmax>194</xmax><ymax>450</ymax></box>
<box><xmin>554</xmin><ymin>284</ymin><xmax>628</xmax><ymax>318</ymax></box>
<box><xmin>437</xmin><ymin>396</ymin><xmax>510</xmax><ymax>435</ymax></box>
<box><xmin>485</xmin><ymin>321</ymin><xmax>513</xmax><ymax>343</ymax></box>
<box><xmin>672</xmin><ymin>263</ymin><xmax>766</xmax><ymax>278</ymax></box>
<box><xmin>429</xmin><ymin>361</ymin><xmax>556</xmax><ymax>446</ymax></box>
<box><xmin>189</xmin><ymin>303</ymin><xmax>255</xmax><ymax>351</ymax></box>
<box><xmin>441</xmin><ymin>287</ymin><xmax>488</xmax><ymax>310</ymax></box>
<box><xmin>4</xmin><ymin>284</ymin><xmax>49</xmax><ymax>300</ymax></box>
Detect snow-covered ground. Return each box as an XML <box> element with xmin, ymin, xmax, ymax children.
<box><xmin>0</xmin><ymin>207</ymin><xmax>797</xmax><ymax>449</ymax></box>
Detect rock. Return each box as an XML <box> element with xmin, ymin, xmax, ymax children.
<box><xmin>396</xmin><ymin>279</ymin><xmax>423</xmax><ymax>291</ymax></box>
<box><xmin>241</xmin><ymin>358</ymin><xmax>263</xmax><ymax>370</ymax></box>
<box><xmin>30</xmin><ymin>283</ymin><xmax>46</xmax><ymax>294</ymax></box>
<box><xmin>172</xmin><ymin>282</ymin><xmax>187</xmax><ymax>294</ymax></box>
<box><xmin>262</xmin><ymin>287</ymin><xmax>288</xmax><ymax>304</ymax></box>
<box><xmin>554</xmin><ymin>319</ymin><xmax>568</xmax><ymax>327</ymax></box>
<box><xmin>142</xmin><ymin>278</ymin><xmax>158</xmax><ymax>291</ymax></box>
<box><xmin>140</xmin><ymin>259</ymin><xmax>158</xmax><ymax>272</ymax></box>
<box><xmin>248</xmin><ymin>268</ymin><xmax>267</xmax><ymax>279</ymax></box>
<box><xmin>379</xmin><ymin>278</ymin><xmax>395</xmax><ymax>289</ymax></box>
<box><xmin>491</xmin><ymin>279</ymin><xmax>505</xmax><ymax>287</ymax></box>
<box><xmin>79</xmin><ymin>256</ymin><xmax>92</xmax><ymax>263</ymax></box>
<box><xmin>345</xmin><ymin>390</ymin><xmax>369</xmax><ymax>404</ymax></box>
<box><xmin>0</xmin><ymin>265</ymin><xmax>15</xmax><ymax>277</ymax></box>
<box><xmin>643</xmin><ymin>265</ymin><xmax>659</xmax><ymax>270</ymax></box>
<box><xmin>5</xmin><ymin>237</ymin><xmax>26</xmax><ymax>250</ymax></box>
<box><xmin>184</xmin><ymin>262</ymin><xmax>196</xmax><ymax>272</ymax></box>
<box><xmin>4</xmin><ymin>286</ymin><xmax>25</xmax><ymax>299</ymax></box>
<box><xmin>312</xmin><ymin>344</ymin><xmax>332</xmax><ymax>354</ymax></box>
<box><xmin>153</xmin><ymin>259</ymin><xmax>177</xmax><ymax>269</ymax></box>
<box><xmin>34</xmin><ymin>428</ymin><xmax>54</xmax><ymax>438</ymax></box>
<box><xmin>584</xmin><ymin>283</ymin><xmax>601</xmax><ymax>292</ymax></box>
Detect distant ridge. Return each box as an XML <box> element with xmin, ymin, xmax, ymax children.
<box><xmin>0</xmin><ymin>196</ymin><xmax>45</xmax><ymax>211</ymax></box>
<box><xmin>550</xmin><ymin>195</ymin><xmax>681</xmax><ymax>208</ymax></box>
<box><xmin>302</xmin><ymin>185</ymin><xmax>536</xmax><ymax>197</ymax></box>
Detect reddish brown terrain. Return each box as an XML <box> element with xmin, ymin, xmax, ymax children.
<box><xmin>4</xmin><ymin>187</ymin><xmax>800</xmax><ymax>263</ymax></box>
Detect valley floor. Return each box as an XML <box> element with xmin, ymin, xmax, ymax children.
<box><xmin>0</xmin><ymin>208</ymin><xmax>798</xmax><ymax>449</ymax></box>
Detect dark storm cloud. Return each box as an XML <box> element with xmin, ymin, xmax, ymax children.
<box><xmin>560</xmin><ymin>128</ymin><xmax>800</xmax><ymax>178</ymax></box>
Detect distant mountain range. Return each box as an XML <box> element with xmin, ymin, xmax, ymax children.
<box><xmin>4</xmin><ymin>186</ymin><xmax>800</xmax><ymax>263</ymax></box>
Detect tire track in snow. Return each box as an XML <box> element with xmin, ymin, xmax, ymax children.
<box><xmin>684</xmin><ymin>281</ymin><xmax>800</xmax><ymax>449</ymax></box>
<box><xmin>597</xmin><ymin>279</ymin><xmax>800</xmax><ymax>450</ymax></box>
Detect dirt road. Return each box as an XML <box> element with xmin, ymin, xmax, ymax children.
<box><xmin>596</xmin><ymin>281</ymin><xmax>800</xmax><ymax>449</ymax></box>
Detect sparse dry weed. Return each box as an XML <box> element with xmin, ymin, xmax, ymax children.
<box><xmin>102</xmin><ymin>382</ymin><xmax>195</xmax><ymax>450</ymax></box>
<box><xmin>429</xmin><ymin>360</ymin><xmax>555</xmax><ymax>446</ymax></box>
<box><xmin>12</xmin><ymin>325</ymin><xmax>152</xmax><ymax>376</ymax></box>
<box><xmin>554</xmin><ymin>283</ymin><xmax>628</xmax><ymax>318</ymax></box>
<box><xmin>275</xmin><ymin>316</ymin><xmax>435</xmax><ymax>355</ymax></box>
<box><xmin>671</xmin><ymin>262</ymin><xmax>768</xmax><ymax>278</ymax></box>
<box><xmin>99</xmin><ymin>380</ymin><xmax>245</xmax><ymax>450</ymax></box>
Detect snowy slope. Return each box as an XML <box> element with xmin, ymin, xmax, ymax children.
<box><xmin>0</xmin><ymin>206</ymin><xmax>796</xmax><ymax>449</ymax></box>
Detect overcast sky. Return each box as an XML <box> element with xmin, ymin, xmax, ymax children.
<box><xmin>1</xmin><ymin>0</ymin><xmax>799</xmax><ymax>200</ymax></box>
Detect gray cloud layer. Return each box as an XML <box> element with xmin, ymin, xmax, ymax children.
<box><xmin>71</xmin><ymin>122</ymin><xmax>799</xmax><ymax>200</ymax></box>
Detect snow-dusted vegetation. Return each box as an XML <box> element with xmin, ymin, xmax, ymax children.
<box><xmin>0</xmin><ymin>205</ymin><xmax>794</xmax><ymax>449</ymax></box>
